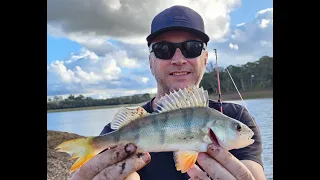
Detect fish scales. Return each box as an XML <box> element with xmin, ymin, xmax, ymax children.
<box><xmin>55</xmin><ymin>86</ymin><xmax>255</xmax><ymax>173</ymax></box>
<box><xmin>94</xmin><ymin>107</ymin><xmax>211</xmax><ymax>152</ymax></box>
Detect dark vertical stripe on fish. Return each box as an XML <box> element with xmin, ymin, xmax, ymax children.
<box><xmin>134</xmin><ymin>122</ymin><xmax>140</xmax><ymax>143</ymax></box>
<box><xmin>151</xmin><ymin>114</ymin><xmax>159</xmax><ymax>131</ymax></box>
<box><xmin>203</xmin><ymin>108</ymin><xmax>210</xmax><ymax>127</ymax></box>
<box><xmin>183</xmin><ymin>108</ymin><xmax>193</xmax><ymax>137</ymax></box>
<box><xmin>113</xmin><ymin>130</ymin><xmax>120</xmax><ymax>142</ymax></box>
<box><xmin>154</xmin><ymin>112</ymin><xmax>168</xmax><ymax>145</ymax></box>
<box><xmin>160</xmin><ymin>112</ymin><xmax>169</xmax><ymax>145</ymax></box>
<box><xmin>151</xmin><ymin>114</ymin><xmax>162</xmax><ymax>144</ymax></box>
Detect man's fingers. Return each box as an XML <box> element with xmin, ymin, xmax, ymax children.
<box><xmin>86</xmin><ymin>143</ymin><xmax>137</xmax><ymax>171</ymax></box>
<box><xmin>93</xmin><ymin>152</ymin><xmax>151</xmax><ymax>180</ymax></box>
<box><xmin>197</xmin><ymin>153</ymin><xmax>236</xmax><ymax>180</ymax></box>
<box><xmin>71</xmin><ymin>143</ymin><xmax>137</xmax><ymax>180</ymax></box>
<box><xmin>187</xmin><ymin>164</ymin><xmax>210</xmax><ymax>180</ymax></box>
<box><xmin>206</xmin><ymin>144</ymin><xmax>254</xmax><ymax>180</ymax></box>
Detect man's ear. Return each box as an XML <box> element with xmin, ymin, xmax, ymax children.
<box><xmin>149</xmin><ymin>54</ymin><xmax>154</xmax><ymax>75</ymax></box>
<box><xmin>204</xmin><ymin>50</ymin><xmax>208</xmax><ymax>65</ymax></box>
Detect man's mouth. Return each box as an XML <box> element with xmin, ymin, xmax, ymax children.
<box><xmin>169</xmin><ymin>71</ymin><xmax>191</xmax><ymax>76</ymax></box>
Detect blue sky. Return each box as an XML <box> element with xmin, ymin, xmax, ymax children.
<box><xmin>230</xmin><ymin>0</ymin><xmax>273</xmax><ymax>25</ymax></box>
<box><xmin>47</xmin><ymin>36</ymin><xmax>81</xmax><ymax>63</ymax></box>
<box><xmin>47</xmin><ymin>0</ymin><xmax>273</xmax><ymax>100</ymax></box>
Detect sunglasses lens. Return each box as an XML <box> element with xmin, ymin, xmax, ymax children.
<box><xmin>152</xmin><ymin>40</ymin><xmax>203</xmax><ymax>59</ymax></box>
<box><xmin>153</xmin><ymin>43</ymin><xmax>174</xmax><ymax>59</ymax></box>
<box><xmin>183</xmin><ymin>41</ymin><xmax>203</xmax><ymax>58</ymax></box>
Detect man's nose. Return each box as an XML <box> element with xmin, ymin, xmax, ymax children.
<box><xmin>171</xmin><ymin>48</ymin><xmax>187</xmax><ymax>65</ymax></box>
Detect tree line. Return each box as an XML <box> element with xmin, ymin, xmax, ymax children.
<box><xmin>47</xmin><ymin>93</ymin><xmax>152</xmax><ymax>110</ymax></box>
<box><xmin>47</xmin><ymin>55</ymin><xmax>272</xmax><ymax>110</ymax></box>
<box><xmin>200</xmin><ymin>55</ymin><xmax>273</xmax><ymax>94</ymax></box>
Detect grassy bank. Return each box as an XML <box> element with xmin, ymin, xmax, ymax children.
<box><xmin>209</xmin><ymin>89</ymin><xmax>273</xmax><ymax>101</ymax></box>
<box><xmin>47</xmin><ymin>89</ymin><xmax>272</xmax><ymax>113</ymax></box>
<box><xmin>47</xmin><ymin>102</ymin><xmax>146</xmax><ymax>113</ymax></box>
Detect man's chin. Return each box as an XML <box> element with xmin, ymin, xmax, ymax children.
<box><xmin>168</xmin><ymin>82</ymin><xmax>197</xmax><ymax>91</ymax></box>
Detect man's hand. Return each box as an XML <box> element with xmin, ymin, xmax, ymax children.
<box><xmin>187</xmin><ymin>144</ymin><xmax>264</xmax><ymax>180</ymax></box>
<box><xmin>70</xmin><ymin>143</ymin><xmax>151</xmax><ymax>180</ymax></box>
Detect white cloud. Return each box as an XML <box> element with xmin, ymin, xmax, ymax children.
<box><xmin>256</xmin><ymin>8</ymin><xmax>273</xmax><ymax>16</ymax></box>
<box><xmin>206</xmin><ymin>7</ymin><xmax>273</xmax><ymax>68</ymax></box>
<box><xmin>259</xmin><ymin>19</ymin><xmax>271</xmax><ymax>29</ymax></box>
<box><xmin>101</xmin><ymin>59</ymin><xmax>121</xmax><ymax>80</ymax></box>
<box><xmin>229</xmin><ymin>43</ymin><xmax>239</xmax><ymax>50</ymax></box>
<box><xmin>75</xmin><ymin>66</ymin><xmax>103</xmax><ymax>84</ymax></box>
<box><xmin>66</xmin><ymin>48</ymin><xmax>99</xmax><ymax>64</ymax></box>
<box><xmin>111</xmin><ymin>51</ymin><xmax>140</xmax><ymax>68</ymax></box>
<box><xmin>49</xmin><ymin>61</ymin><xmax>80</xmax><ymax>83</ymax></box>
<box><xmin>260</xmin><ymin>40</ymin><xmax>272</xmax><ymax>47</ymax></box>
<box><xmin>47</xmin><ymin>2</ymin><xmax>272</xmax><ymax>99</ymax></box>
<box><xmin>135</xmin><ymin>77</ymin><xmax>150</xmax><ymax>84</ymax></box>
<box><xmin>207</xmin><ymin>49</ymin><xmax>258</xmax><ymax>68</ymax></box>
<box><xmin>107</xmin><ymin>0</ymin><xmax>121</xmax><ymax>10</ymax></box>
<box><xmin>236</xmin><ymin>22</ymin><xmax>245</xmax><ymax>27</ymax></box>
<box><xmin>48</xmin><ymin>50</ymin><xmax>120</xmax><ymax>85</ymax></box>
<box><xmin>47</xmin><ymin>0</ymin><xmax>241</xmax><ymax>51</ymax></box>
<box><xmin>141</xmin><ymin>77</ymin><xmax>149</xmax><ymax>84</ymax></box>
<box><xmin>47</xmin><ymin>48</ymin><xmax>156</xmax><ymax>98</ymax></box>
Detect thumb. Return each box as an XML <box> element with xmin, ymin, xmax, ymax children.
<box><xmin>124</xmin><ymin>172</ymin><xmax>140</xmax><ymax>180</ymax></box>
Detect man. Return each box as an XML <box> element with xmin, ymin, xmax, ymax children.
<box><xmin>70</xmin><ymin>5</ymin><xmax>266</xmax><ymax>180</ymax></box>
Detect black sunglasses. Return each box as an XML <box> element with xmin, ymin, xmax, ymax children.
<box><xmin>149</xmin><ymin>40</ymin><xmax>206</xmax><ymax>60</ymax></box>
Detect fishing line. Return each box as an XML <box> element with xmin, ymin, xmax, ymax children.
<box><xmin>225</xmin><ymin>68</ymin><xmax>247</xmax><ymax>109</ymax></box>
<box><xmin>225</xmin><ymin>67</ymin><xmax>259</xmax><ymax>130</ymax></box>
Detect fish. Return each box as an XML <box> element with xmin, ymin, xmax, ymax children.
<box><xmin>55</xmin><ymin>85</ymin><xmax>255</xmax><ymax>173</ymax></box>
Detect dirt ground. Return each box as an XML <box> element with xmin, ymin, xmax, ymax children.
<box><xmin>47</xmin><ymin>130</ymin><xmax>84</xmax><ymax>180</ymax></box>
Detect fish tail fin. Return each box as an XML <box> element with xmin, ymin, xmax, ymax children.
<box><xmin>55</xmin><ymin>136</ymin><xmax>101</xmax><ymax>173</ymax></box>
<box><xmin>174</xmin><ymin>151</ymin><xmax>199</xmax><ymax>173</ymax></box>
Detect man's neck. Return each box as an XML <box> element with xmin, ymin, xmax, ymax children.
<box><xmin>151</xmin><ymin>93</ymin><xmax>163</xmax><ymax>109</ymax></box>
<box><xmin>151</xmin><ymin>85</ymin><xmax>169</xmax><ymax>109</ymax></box>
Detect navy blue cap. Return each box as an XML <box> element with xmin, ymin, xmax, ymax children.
<box><xmin>146</xmin><ymin>5</ymin><xmax>210</xmax><ymax>46</ymax></box>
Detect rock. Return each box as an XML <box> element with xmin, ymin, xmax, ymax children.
<box><xmin>47</xmin><ymin>130</ymin><xmax>84</xmax><ymax>180</ymax></box>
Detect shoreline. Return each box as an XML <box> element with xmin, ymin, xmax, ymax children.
<box><xmin>47</xmin><ymin>89</ymin><xmax>273</xmax><ymax>113</ymax></box>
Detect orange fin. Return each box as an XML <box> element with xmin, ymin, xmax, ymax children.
<box><xmin>55</xmin><ymin>137</ymin><xmax>101</xmax><ymax>173</ymax></box>
<box><xmin>173</xmin><ymin>150</ymin><xmax>198</xmax><ymax>173</ymax></box>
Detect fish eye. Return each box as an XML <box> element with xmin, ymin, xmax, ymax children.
<box><xmin>235</xmin><ymin>123</ymin><xmax>242</xmax><ymax>131</ymax></box>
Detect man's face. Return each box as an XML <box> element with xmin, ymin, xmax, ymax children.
<box><xmin>149</xmin><ymin>30</ymin><xmax>208</xmax><ymax>94</ymax></box>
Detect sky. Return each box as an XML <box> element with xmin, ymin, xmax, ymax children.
<box><xmin>47</xmin><ymin>0</ymin><xmax>273</xmax><ymax>100</ymax></box>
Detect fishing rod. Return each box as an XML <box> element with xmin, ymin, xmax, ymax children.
<box><xmin>214</xmin><ymin>49</ymin><xmax>259</xmax><ymax>130</ymax></box>
<box><xmin>213</xmin><ymin>49</ymin><xmax>223</xmax><ymax>113</ymax></box>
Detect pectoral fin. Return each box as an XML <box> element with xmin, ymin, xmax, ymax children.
<box><xmin>173</xmin><ymin>150</ymin><xmax>198</xmax><ymax>173</ymax></box>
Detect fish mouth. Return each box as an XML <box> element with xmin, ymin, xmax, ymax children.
<box><xmin>209</xmin><ymin>129</ymin><xmax>220</xmax><ymax>147</ymax></box>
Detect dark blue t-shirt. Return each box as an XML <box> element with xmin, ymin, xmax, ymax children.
<box><xmin>100</xmin><ymin>98</ymin><xmax>263</xmax><ymax>180</ymax></box>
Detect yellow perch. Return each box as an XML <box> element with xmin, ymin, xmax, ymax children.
<box><xmin>55</xmin><ymin>86</ymin><xmax>254</xmax><ymax>173</ymax></box>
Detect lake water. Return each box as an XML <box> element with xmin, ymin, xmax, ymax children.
<box><xmin>47</xmin><ymin>98</ymin><xmax>273</xmax><ymax>179</ymax></box>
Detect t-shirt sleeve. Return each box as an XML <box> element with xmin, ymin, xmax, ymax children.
<box><xmin>99</xmin><ymin>123</ymin><xmax>113</xmax><ymax>135</ymax></box>
<box><xmin>229</xmin><ymin>106</ymin><xmax>264</xmax><ymax>168</ymax></box>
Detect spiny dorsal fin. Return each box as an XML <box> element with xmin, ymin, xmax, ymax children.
<box><xmin>110</xmin><ymin>106</ymin><xmax>149</xmax><ymax>130</ymax></box>
<box><xmin>154</xmin><ymin>85</ymin><xmax>209</xmax><ymax>113</ymax></box>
